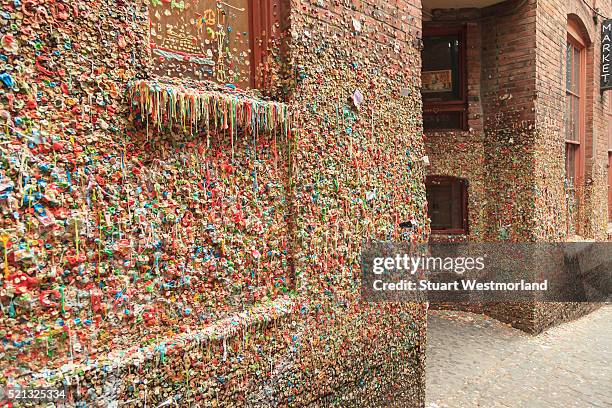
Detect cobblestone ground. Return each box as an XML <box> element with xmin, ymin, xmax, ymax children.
<box><xmin>426</xmin><ymin>305</ymin><xmax>612</xmax><ymax>408</ymax></box>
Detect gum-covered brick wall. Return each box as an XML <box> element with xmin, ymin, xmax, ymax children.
<box><xmin>480</xmin><ymin>0</ymin><xmax>537</xmax><ymax>243</ymax></box>
<box><xmin>535</xmin><ymin>0</ymin><xmax>612</xmax><ymax>241</ymax></box>
<box><xmin>424</xmin><ymin>3</ymin><xmax>541</xmax><ymax>331</ymax></box>
<box><xmin>424</xmin><ymin>10</ymin><xmax>487</xmax><ymax>242</ymax></box>
<box><xmin>530</xmin><ymin>0</ymin><xmax>611</xmax><ymax>332</ymax></box>
<box><xmin>288</xmin><ymin>0</ymin><xmax>428</xmax><ymax>405</ymax></box>
<box><xmin>424</xmin><ymin>2</ymin><xmax>540</xmax><ymax>243</ymax></box>
<box><xmin>2</xmin><ymin>0</ymin><xmax>292</xmax><ymax>378</ymax></box>
<box><xmin>0</xmin><ymin>0</ymin><xmax>428</xmax><ymax>406</ymax></box>
<box><xmin>426</xmin><ymin>0</ymin><xmax>609</xmax><ymax>333</ymax></box>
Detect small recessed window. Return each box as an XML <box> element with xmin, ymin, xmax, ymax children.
<box><xmin>423</xmin><ymin>111</ymin><xmax>464</xmax><ymax>131</ymax></box>
<box><xmin>426</xmin><ymin>176</ymin><xmax>468</xmax><ymax>234</ymax></box>
<box><xmin>421</xmin><ymin>25</ymin><xmax>467</xmax><ymax>131</ymax></box>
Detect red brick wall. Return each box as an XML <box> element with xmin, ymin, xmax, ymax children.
<box><xmin>480</xmin><ymin>0</ymin><xmax>538</xmax><ymax>241</ymax></box>
<box><xmin>425</xmin><ymin>0</ymin><xmax>608</xmax><ymax>333</ymax></box>
<box><xmin>289</xmin><ymin>0</ymin><xmax>429</xmax><ymax>405</ymax></box>
<box><xmin>424</xmin><ymin>0</ymin><xmax>539</xmax><ymax>242</ymax></box>
<box><xmin>426</xmin><ymin>0</ymin><xmax>612</xmax><ymax>242</ymax></box>
<box><xmin>535</xmin><ymin>0</ymin><xmax>612</xmax><ymax>240</ymax></box>
<box><xmin>0</xmin><ymin>0</ymin><xmax>429</xmax><ymax>406</ymax></box>
<box><xmin>530</xmin><ymin>0</ymin><xmax>611</xmax><ymax>333</ymax></box>
<box><xmin>424</xmin><ymin>8</ymin><xmax>487</xmax><ymax>242</ymax></box>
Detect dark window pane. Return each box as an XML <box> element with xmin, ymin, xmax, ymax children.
<box><xmin>428</xmin><ymin>185</ymin><xmax>452</xmax><ymax>229</ymax></box>
<box><xmin>609</xmin><ymin>153</ymin><xmax>612</xmax><ymax>184</ymax></box>
<box><xmin>566</xmin><ymin>42</ymin><xmax>572</xmax><ymax>91</ymax></box>
<box><xmin>565</xmin><ymin>94</ymin><xmax>571</xmax><ymax>139</ymax></box>
<box><xmin>426</xmin><ymin>179</ymin><xmax>466</xmax><ymax>232</ymax></box>
<box><xmin>573</xmin><ymin>45</ymin><xmax>580</xmax><ymax>94</ymax></box>
<box><xmin>608</xmin><ymin>153</ymin><xmax>612</xmax><ymax>221</ymax></box>
<box><xmin>566</xmin><ymin>96</ymin><xmax>575</xmax><ymax>141</ymax></box>
<box><xmin>422</xmin><ymin>34</ymin><xmax>461</xmax><ymax>102</ymax></box>
<box><xmin>423</xmin><ymin>112</ymin><xmax>463</xmax><ymax>130</ymax></box>
<box><xmin>565</xmin><ymin>143</ymin><xmax>578</xmax><ymax>186</ymax></box>
<box><xmin>572</xmin><ymin>96</ymin><xmax>579</xmax><ymax>141</ymax></box>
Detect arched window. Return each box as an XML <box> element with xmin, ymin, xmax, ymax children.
<box><xmin>426</xmin><ymin>176</ymin><xmax>468</xmax><ymax>234</ymax></box>
<box><xmin>565</xmin><ymin>19</ymin><xmax>587</xmax><ymax>190</ymax></box>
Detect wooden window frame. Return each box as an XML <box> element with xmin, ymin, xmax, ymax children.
<box><xmin>148</xmin><ymin>0</ymin><xmax>282</xmax><ymax>90</ymax></box>
<box><xmin>422</xmin><ymin>25</ymin><xmax>468</xmax><ymax>131</ymax></box>
<box><xmin>249</xmin><ymin>0</ymin><xmax>282</xmax><ymax>89</ymax></box>
<box><xmin>608</xmin><ymin>150</ymin><xmax>612</xmax><ymax>222</ymax></box>
<box><xmin>608</xmin><ymin>98</ymin><xmax>612</xmax><ymax>222</ymax></box>
<box><xmin>565</xmin><ymin>22</ymin><xmax>587</xmax><ymax>187</ymax></box>
<box><xmin>426</xmin><ymin>175</ymin><xmax>469</xmax><ymax>235</ymax></box>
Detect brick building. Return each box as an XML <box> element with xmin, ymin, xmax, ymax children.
<box><xmin>0</xmin><ymin>0</ymin><xmax>428</xmax><ymax>406</ymax></box>
<box><xmin>0</xmin><ymin>0</ymin><xmax>608</xmax><ymax>406</ymax></box>
<box><xmin>423</xmin><ymin>0</ymin><xmax>609</xmax><ymax>332</ymax></box>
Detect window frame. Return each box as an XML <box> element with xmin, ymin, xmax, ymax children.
<box><xmin>425</xmin><ymin>175</ymin><xmax>469</xmax><ymax>235</ymax></box>
<box><xmin>249</xmin><ymin>0</ymin><xmax>282</xmax><ymax>89</ymax></box>
<box><xmin>565</xmin><ymin>22</ymin><xmax>587</xmax><ymax>188</ymax></box>
<box><xmin>148</xmin><ymin>0</ymin><xmax>281</xmax><ymax>89</ymax></box>
<box><xmin>608</xmin><ymin>151</ymin><xmax>612</xmax><ymax>222</ymax></box>
<box><xmin>607</xmin><ymin>99</ymin><xmax>612</xmax><ymax>222</ymax></box>
<box><xmin>422</xmin><ymin>25</ymin><xmax>468</xmax><ymax>132</ymax></box>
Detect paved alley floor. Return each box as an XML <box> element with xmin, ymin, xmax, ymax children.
<box><xmin>426</xmin><ymin>305</ymin><xmax>612</xmax><ymax>408</ymax></box>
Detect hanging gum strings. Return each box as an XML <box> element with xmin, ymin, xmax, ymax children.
<box><xmin>128</xmin><ymin>80</ymin><xmax>292</xmax><ymax>141</ymax></box>
<box><xmin>1</xmin><ymin>233</ymin><xmax>9</xmax><ymax>279</ymax></box>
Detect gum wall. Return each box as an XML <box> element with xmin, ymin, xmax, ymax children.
<box><xmin>0</xmin><ymin>0</ymin><xmax>429</xmax><ymax>406</ymax></box>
